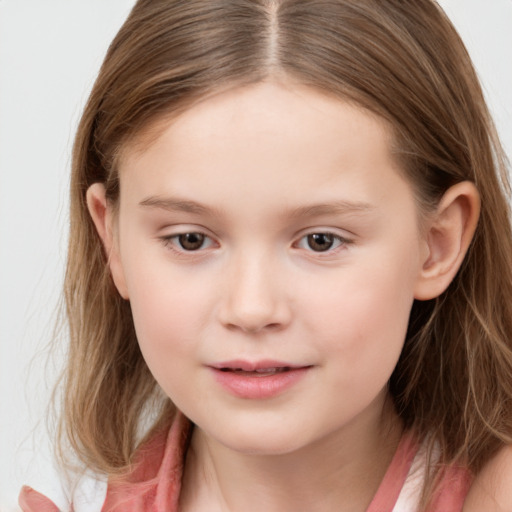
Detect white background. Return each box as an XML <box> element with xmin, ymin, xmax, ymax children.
<box><xmin>0</xmin><ymin>1</ymin><xmax>511</xmax><ymax>510</ymax></box>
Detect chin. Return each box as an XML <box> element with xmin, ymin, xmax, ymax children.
<box><xmin>211</xmin><ymin>425</ymin><xmax>312</xmax><ymax>456</ymax></box>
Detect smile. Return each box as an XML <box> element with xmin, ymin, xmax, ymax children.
<box><xmin>209</xmin><ymin>360</ymin><xmax>312</xmax><ymax>399</ymax></box>
<box><xmin>220</xmin><ymin>367</ymin><xmax>291</xmax><ymax>376</ymax></box>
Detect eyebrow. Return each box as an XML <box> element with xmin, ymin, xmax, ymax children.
<box><xmin>139</xmin><ymin>196</ymin><xmax>222</xmax><ymax>216</ymax></box>
<box><xmin>139</xmin><ymin>196</ymin><xmax>375</xmax><ymax>218</ymax></box>
<box><xmin>289</xmin><ymin>200</ymin><xmax>376</xmax><ymax>219</ymax></box>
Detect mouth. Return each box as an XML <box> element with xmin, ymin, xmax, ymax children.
<box><xmin>218</xmin><ymin>367</ymin><xmax>295</xmax><ymax>377</ymax></box>
<box><xmin>211</xmin><ymin>360</ymin><xmax>310</xmax><ymax>374</ymax></box>
<box><xmin>209</xmin><ymin>360</ymin><xmax>312</xmax><ymax>398</ymax></box>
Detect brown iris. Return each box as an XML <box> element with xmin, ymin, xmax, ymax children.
<box><xmin>307</xmin><ymin>233</ymin><xmax>335</xmax><ymax>252</ymax></box>
<box><xmin>178</xmin><ymin>233</ymin><xmax>205</xmax><ymax>250</ymax></box>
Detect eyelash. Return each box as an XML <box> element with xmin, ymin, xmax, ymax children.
<box><xmin>161</xmin><ymin>232</ymin><xmax>216</xmax><ymax>254</ymax></box>
<box><xmin>294</xmin><ymin>232</ymin><xmax>351</xmax><ymax>254</ymax></box>
<box><xmin>160</xmin><ymin>231</ymin><xmax>351</xmax><ymax>255</ymax></box>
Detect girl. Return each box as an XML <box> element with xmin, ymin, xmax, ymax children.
<box><xmin>19</xmin><ymin>0</ymin><xmax>512</xmax><ymax>510</ymax></box>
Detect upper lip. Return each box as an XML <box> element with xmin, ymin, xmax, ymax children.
<box><xmin>210</xmin><ymin>360</ymin><xmax>310</xmax><ymax>371</ymax></box>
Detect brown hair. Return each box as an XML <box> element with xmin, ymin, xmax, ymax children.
<box><xmin>59</xmin><ymin>0</ymin><xmax>512</xmax><ymax>507</ymax></box>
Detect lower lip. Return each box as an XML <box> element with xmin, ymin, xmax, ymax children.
<box><xmin>210</xmin><ymin>367</ymin><xmax>311</xmax><ymax>399</ymax></box>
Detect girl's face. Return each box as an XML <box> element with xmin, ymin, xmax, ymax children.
<box><xmin>111</xmin><ymin>81</ymin><xmax>428</xmax><ymax>454</ymax></box>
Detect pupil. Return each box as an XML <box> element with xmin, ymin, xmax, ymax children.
<box><xmin>179</xmin><ymin>233</ymin><xmax>205</xmax><ymax>250</ymax></box>
<box><xmin>308</xmin><ymin>233</ymin><xmax>334</xmax><ymax>252</ymax></box>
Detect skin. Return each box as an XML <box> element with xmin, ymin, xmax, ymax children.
<box><xmin>88</xmin><ymin>80</ymin><xmax>481</xmax><ymax>511</ymax></box>
<box><xmin>464</xmin><ymin>444</ymin><xmax>512</xmax><ymax>511</ymax></box>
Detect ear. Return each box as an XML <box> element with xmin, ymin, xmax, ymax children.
<box><xmin>414</xmin><ymin>181</ymin><xmax>480</xmax><ymax>300</ymax></box>
<box><xmin>86</xmin><ymin>183</ymin><xmax>129</xmax><ymax>299</ymax></box>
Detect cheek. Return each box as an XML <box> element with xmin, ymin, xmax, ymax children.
<box><xmin>131</xmin><ymin>283</ymin><xmax>205</xmax><ymax>345</ymax></box>
<box><xmin>120</xmin><ymin>248</ymin><xmax>215</xmax><ymax>377</ymax></box>
<box><xmin>312</xmin><ymin>258</ymin><xmax>414</xmax><ymax>335</ymax></box>
<box><xmin>127</xmin><ymin>280</ymin><xmax>211</xmax><ymax>403</ymax></box>
<box><xmin>308</xmin><ymin>250</ymin><xmax>418</xmax><ymax>382</ymax></box>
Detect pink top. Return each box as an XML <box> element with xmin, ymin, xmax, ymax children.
<box><xmin>19</xmin><ymin>413</ymin><xmax>472</xmax><ymax>512</ymax></box>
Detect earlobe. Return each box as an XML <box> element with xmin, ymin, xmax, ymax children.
<box><xmin>86</xmin><ymin>183</ymin><xmax>129</xmax><ymax>299</ymax></box>
<box><xmin>414</xmin><ymin>181</ymin><xmax>480</xmax><ymax>301</ymax></box>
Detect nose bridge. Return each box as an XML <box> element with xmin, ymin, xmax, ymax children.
<box><xmin>219</xmin><ymin>246</ymin><xmax>289</xmax><ymax>333</ymax></box>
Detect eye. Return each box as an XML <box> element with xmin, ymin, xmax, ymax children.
<box><xmin>295</xmin><ymin>232</ymin><xmax>348</xmax><ymax>252</ymax></box>
<box><xmin>163</xmin><ymin>232</ymin><xmax>214</xmax><ymax>252</ymax></box>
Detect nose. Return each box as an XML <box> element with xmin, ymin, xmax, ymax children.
<box><xmin>218</xmin><ymin>251</ymin><xmax>292</xmax><ymax>334</ymax></box>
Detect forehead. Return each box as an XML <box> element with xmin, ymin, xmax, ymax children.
<box><xmin>121</xmin><ymin>80</ymin><xmax>395</xmax><ymax>161</ymax></box>
<box><xmin>117</xmin><ymin>81</ymin><xmax>412</xmax><ymax>218</ymax></box>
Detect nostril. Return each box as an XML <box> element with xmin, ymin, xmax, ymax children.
<box><xmin>218</xmin><ymin>292</ymin><xmax>292</xmax><ymax>333</ymax></box>
<box><xmin>223</xmin><ymin>320</ymin><xmax>286</xmax><ymax>334</ymax></box>
<box><xmin>243</xmin><ymin>322</ymin><xmax>282</xmax><ymax>334</ymax></box>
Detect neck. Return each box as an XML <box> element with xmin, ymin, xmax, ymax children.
<box><xmin>179</xmin><ymin>394</ymin><xmax>403</xmax><ymax>512</ymax></box>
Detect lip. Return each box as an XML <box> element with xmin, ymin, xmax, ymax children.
<box><xmin>209</xmin><ymin>360</ymin><xmax>312</xmax><ymax>399</ymax></box>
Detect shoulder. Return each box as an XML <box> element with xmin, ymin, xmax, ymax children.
<box><xmin>463</xmin><ymin>444</ymin><xmax>512</xmax><ymax>512</ymax></box>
